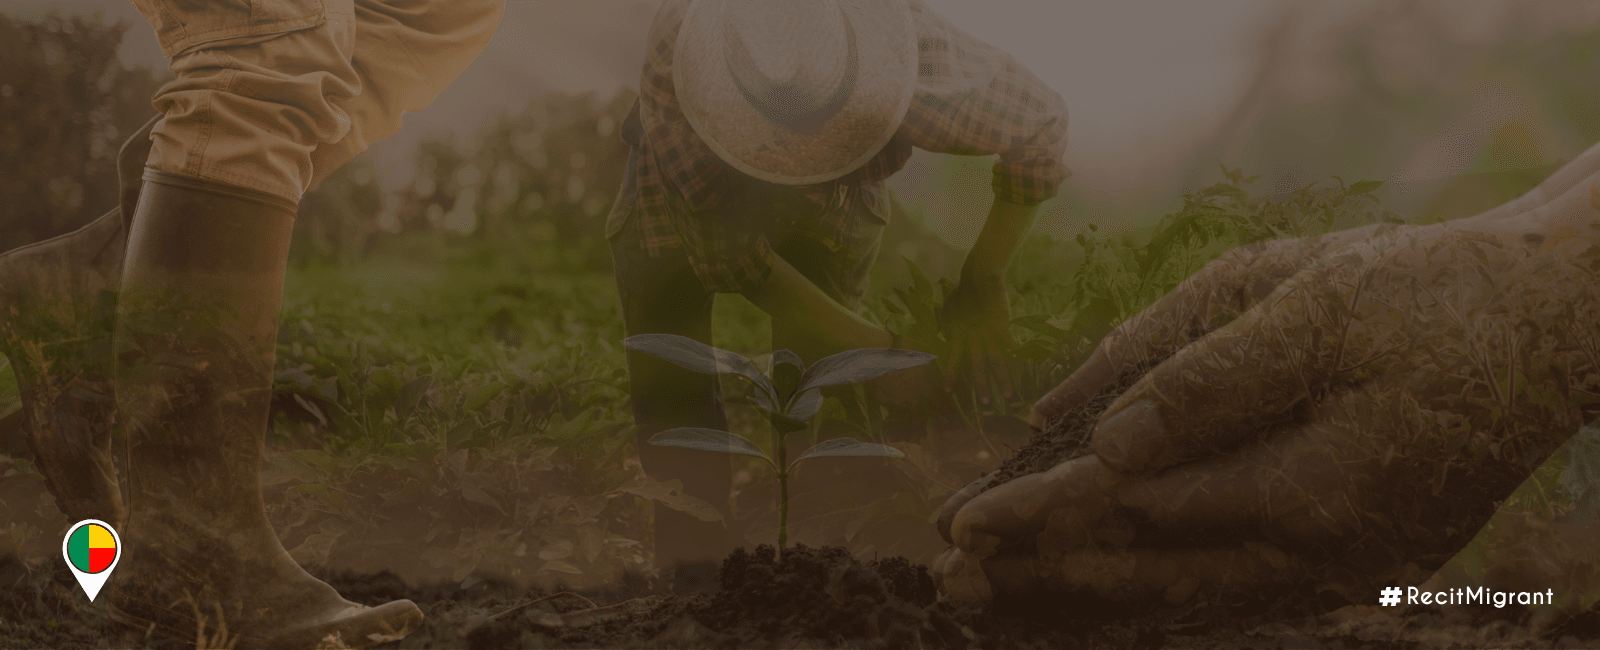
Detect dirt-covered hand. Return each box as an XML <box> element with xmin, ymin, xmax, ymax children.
<box><xmin>941</xmin><ymin>274</ymin><xmax>1017</xmax><ymax>404</ymax></box>
<box><xmin>1026</xmin><ymin>222</ymin><xmax>1397</xmax><ymax>431</ymax></box>
<box><xmin>940</xmin><ymin>177</ymin><xmax>1600</xmax><ymax>608</ymax></box>
<box><xmin>1028</xmin><ymin>139</ymin><xmax>1600</xmax><ymax>432</ymax></box>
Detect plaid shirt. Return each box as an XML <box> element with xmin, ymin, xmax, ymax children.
<box><xmin>626</xmin><ymin>0</ymin><xmax>1070</xmax><ymax>294</ymax></box>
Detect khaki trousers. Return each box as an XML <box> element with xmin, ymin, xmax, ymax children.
<box><xmin>131</xmin><ymin>0</ymin><xmax>504</xmax><ymax>202</ymax></box>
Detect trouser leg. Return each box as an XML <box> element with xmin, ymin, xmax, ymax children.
<box><xmin>609</xmin><ymin>151</ymin><xmax>734</xmax><ymax>577</ymax></box>
<box><xmin>138</xmin><ymin>0</ymin><xmax>505</xmax><ymax>202</ymax></box>
<box><xmin>102</xmin><ymin>0</ymin><xmax>502</xmax><ymax>643</ymax></box>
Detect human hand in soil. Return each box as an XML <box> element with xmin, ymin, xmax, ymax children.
<box><xmin>941</xmin><ymin>273</ymin><xmax>1018</xmax><ymax>404</ymax></box>
<box><xmin>1028</xmin><ymin>141</ymin><xmax>1600</xmax><ymax>431</ymax></box>
<box><xmin>939</xmin><ymin>166</ymin><xmax>1600</xmax><ymax>607</ymax></box>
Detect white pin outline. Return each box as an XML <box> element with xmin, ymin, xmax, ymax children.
<box><xmin>62</xmin><ymin>519</ymin><xmax>122</xmax><ymax>602</ymax></box>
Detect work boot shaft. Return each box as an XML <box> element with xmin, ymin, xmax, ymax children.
<box><xmin>0</xmin><ymin>114</ymin><xmax>159</xmax><ymax>526</ymax></box>
<box><xmin>116</xmin><ymin>170</ymin><xmax>296</xmax><ymax>554</ymax></box>
<box><xmin>0</xmin><ymin>210</ymin><xmax>126</xmax><ymax>525</ymax></box>
<box><xmin>110</xmin><ymin>172</ymin><xmax>423</xmax><ymax>648</ymax></box>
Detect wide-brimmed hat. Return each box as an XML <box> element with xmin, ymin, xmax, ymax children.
<box><xmin>674</xmin><ymin>0</ymin><xmax>918</xmax><ymax>186</ymax></box>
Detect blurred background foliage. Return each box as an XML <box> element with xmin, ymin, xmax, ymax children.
<box><xmin>5</xmin><ymin>1</ymin><xmax>1600</xmax><ymax>597</ymax></box>
<box><xmin>296</xmin><ymin>89</ymin><xmax>636</xmax><ymax>272</ymax></box>
<box><xmin>0</xmin><ymin>12</ymin><xmax>161</xmax><ymax>251</ymax></box>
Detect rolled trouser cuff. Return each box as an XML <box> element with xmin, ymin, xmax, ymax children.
<box><xmin>142</xmin><ymin>167</ymin><xmax>300</xmax><ymax>212</ymax></box>
<box><xmin>142</xmin><ymin>169</ymin><xmax>301</xmax><ymax>213</ymax></box>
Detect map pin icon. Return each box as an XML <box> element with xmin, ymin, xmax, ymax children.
<box><xmin>62</xmin><ymin>519</ymin><xmax>121</xmax><ymax>601</ymax></box>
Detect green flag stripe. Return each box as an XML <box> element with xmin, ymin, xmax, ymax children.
<box><xmin>67</xmin><ymin>527</ymin><xmax>93</xmax><ymax>571</ymax></box>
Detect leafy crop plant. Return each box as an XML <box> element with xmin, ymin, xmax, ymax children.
<box><xmin>623</xmin><ymin>334</ymin><xmax>935</xmax><ymax>557</ymax></box>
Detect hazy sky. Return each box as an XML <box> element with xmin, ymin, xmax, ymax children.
<box><xmin>0</xmin><ymin>0</ymin><xmax>1281</xmax><ymax>193</ymax></box>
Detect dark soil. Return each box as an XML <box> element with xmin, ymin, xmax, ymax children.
<box><xmin>986</xmin><ymin>357</ymin><xmax>1164</xmax><ymax>488</ymax></box>
<box><xmin>6</xmin><ymin>350</ymin><xmax>1598</xmax><ymax>648</ymax></box>
<box><xmin>404</xmin><ymin>543</ymin><xmax>1345</xmax><ymax>649</ymax></box>
<box><xmin>365</xmin><ymin>544</ymin><xmax>1600</xmax><ymax>649</ymax></box>
<box><xmin>6</xmin><ymin>545</ymin><xmax>1599</xmax><ymax>649</ymax></box>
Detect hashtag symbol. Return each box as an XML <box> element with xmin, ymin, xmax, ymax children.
<box><xmin>1379</xmin><ymin>586</ymin><xmax>1403</xmax><ymax>606</ymax></box>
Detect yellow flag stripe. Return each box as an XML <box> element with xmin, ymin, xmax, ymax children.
<box><xmin>87</xmin><ymin>524</ymin><xmax>114</xmax><ymax>548</ymax></box>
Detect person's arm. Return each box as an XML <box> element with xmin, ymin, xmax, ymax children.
<box><xmin>939</xmin><ymin>199</ymin><xmax>1040</xmax><ymax>401</ymax></box>
<box><xmin>961</xmin><ymin>200</ymin><xmax>1041</xmax><ymax>284</ymax></box>
<box><xmin>744</xmin><ymin>253</ymin><xmax>893</xmax><ymax>353</ymax></box>
<box><xmin>896</xmin><ymin>2</ymin><xmax>1069</xmax><ymax>402</ymax></box>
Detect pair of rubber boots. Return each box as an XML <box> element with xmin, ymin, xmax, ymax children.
<box><xmin>0</xmin><ymin>117</ymin><xmax>422</xmax><ymax>647</ymax></box>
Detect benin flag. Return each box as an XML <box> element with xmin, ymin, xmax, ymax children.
<box><xmin>67</xmin><ymin>524</ymin><xmax>116</xmax><ymax>573</ymax></box>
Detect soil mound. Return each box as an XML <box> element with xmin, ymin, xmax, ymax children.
<box><xmin>469</xmin><ymin>544</ymin><xmax>970</xmax><ymax>649</ymax></box>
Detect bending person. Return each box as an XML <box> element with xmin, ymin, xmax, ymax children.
<box><xmin>609</xmin><ymin>0</ymin><xmax>1070</xmax><ymax>591</ymax></box>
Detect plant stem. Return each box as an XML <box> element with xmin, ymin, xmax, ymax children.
<box><xmin>777</xmin><ymin>469</ymin><xmax>789</xmax><ymax>559</ymax></box>
<box><xmin>773</xmin><ymin>420</ymin><xmax>789</xmax><ymax>560</ymax></box>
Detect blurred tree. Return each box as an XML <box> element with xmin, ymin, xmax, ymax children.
<box><xmin>292</xmin><ymin>158</ymin><xmax>384</xmax><ymax>267</ymax></box>
<box><xmin>395</xmin><ymin>89</ymin><xmax>635</xmax><ymax>272</ymax></box>
<box><xmin>0</xmin><ymin>12</ymin><xmax>163</xmax><ymax>251</ymax></box>
<box><xmin>1193</xmin><ymin>0</ymin><xmax>1600</xmax><ymax>219</ymax></box>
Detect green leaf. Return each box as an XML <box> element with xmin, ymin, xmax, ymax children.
<box><xmin>260</xmin><ymin>452</ymin><xmax>321</xmax><ymax>486</ymax></box>
<box><xmin>291</xmin><ymin>394</ymin><xmax>328</xmax><ymax>427</ymax></box>
<box><xmin>647</xmin><ymin>427</ymin><xmax>771</xmax><ymax>463</ymax></box>
<box><xmin>275</xmin><ymin>367</ymin><xmax>316</xmax><ymax>390</ymax></box>
<box><xmin>1142</xmin><ymin>213</ymin><xmax>1203</xmax><ymax>276</ymax></box>
<box><xmin>445</xmin><ymin>420</ymin><xmax>481</xmax><ymax>448</ymax></box>
<box><xmin>1070</xmin><ymin>296</ymin><xmax>1121</xmax><ymax>344</ymax></box>
<box><xmin>790</xmin><ymin>438</ymin><xmax>906</xmax><ymax>470</ymax></box>
<box><xmin>465</xmin><ymin>381</ymin><xmax>506</xmax><ymax>411</ymax></box>
<box><xmin>1010</xmin><ymin>313</ymin><xmax>1066</xmax><ymax>339</ymax></box>
<box><xmin>608</xmin><ymin>474</ymin><xmax>724</xmax><ymax>522</ymax></box>
<box><xmin>538</xmin><ymin>539</ymin><xmax>574</xmax><ymax>561</ymax></box>
<box><xmin>771</xmin><ymin>349</ymin><xmax>804</xmax><ymax>373</ymax></box>
<box><xmin>539</xmin><ymin>560</ymin><xmax>583</xmax><ymax>575</ymax></box>
<box><xmin>1349</xmin><ymin>180</ymin><xmax>1384</xmax><ymax>195</ymax></box>
<box><xmin>290</xmin><ymin>449</ymin><xmax>338</xmax><ymax>472</ymax></box>
<box><xmin>315</xmin><ymin>376</ymin><xmax>339</xmax><ymax>402</ymax></box>
<box><xmin>786</xmin><ymin>387</ymin><xmax>824</xmax><ymax>421</ymax></box>
<box><xmin>770</xmin><ymin>412</ymin><xmax>809</xmax><ymax>434</ymax></box>
<box><xmin>461</xmin><ymin>482</ymin><xmax>505</xmax><ymax>514</ymax></box>
<box><xmin>288</xmin><ymin>482</ymin><xmax>343</xmax><ymax>507</ymax></box>
<box><xmin>771</xmin><ymin>349</ymin><xmax>804</xmax><ymax>404</ymax></box>
<box><xmin>796</xmin><ymin>348</ymin><xmax>936</xmax><ymax>393</ymax></box>
<box><xmin>624</xmin><ymin>334</ymin><xmax>777</xmax><ymax>405</ymax></box>
<box><xmin>394</xmin><ymin>375</ymin><xmax>432</xmax><ymax>421</ymax></box>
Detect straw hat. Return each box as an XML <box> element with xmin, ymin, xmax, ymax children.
<box><xmin>674</xmin><ymin>0</ymin><xmax>918</xmax><ymax>185</ymax></box>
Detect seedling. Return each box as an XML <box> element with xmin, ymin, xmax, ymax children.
<box><xmin>622</xmin><ymin>334</ymin><xmax>936</xmax><ymax>557</ymax></box>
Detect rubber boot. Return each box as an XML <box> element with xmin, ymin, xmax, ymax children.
<box><xmin>104</xmin><ymin>171</ymin><xmax>422</xmax><ymax>648</ymax></box>
<box><xmin>0</xmin><ymin>114</ymin><xmax>158</xmax><ymax>526</ymax></box>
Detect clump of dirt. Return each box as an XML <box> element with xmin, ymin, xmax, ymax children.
<box><xmin>986</xmin><ymin>356</ymin><xmax>1164</xmax><ymax>488</ymax></box>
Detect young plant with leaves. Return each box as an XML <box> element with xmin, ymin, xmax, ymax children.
<box><xmin>622</xmin><ymin>333</ymin><xmax>935</xmax><ymax>556</ymax></box>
